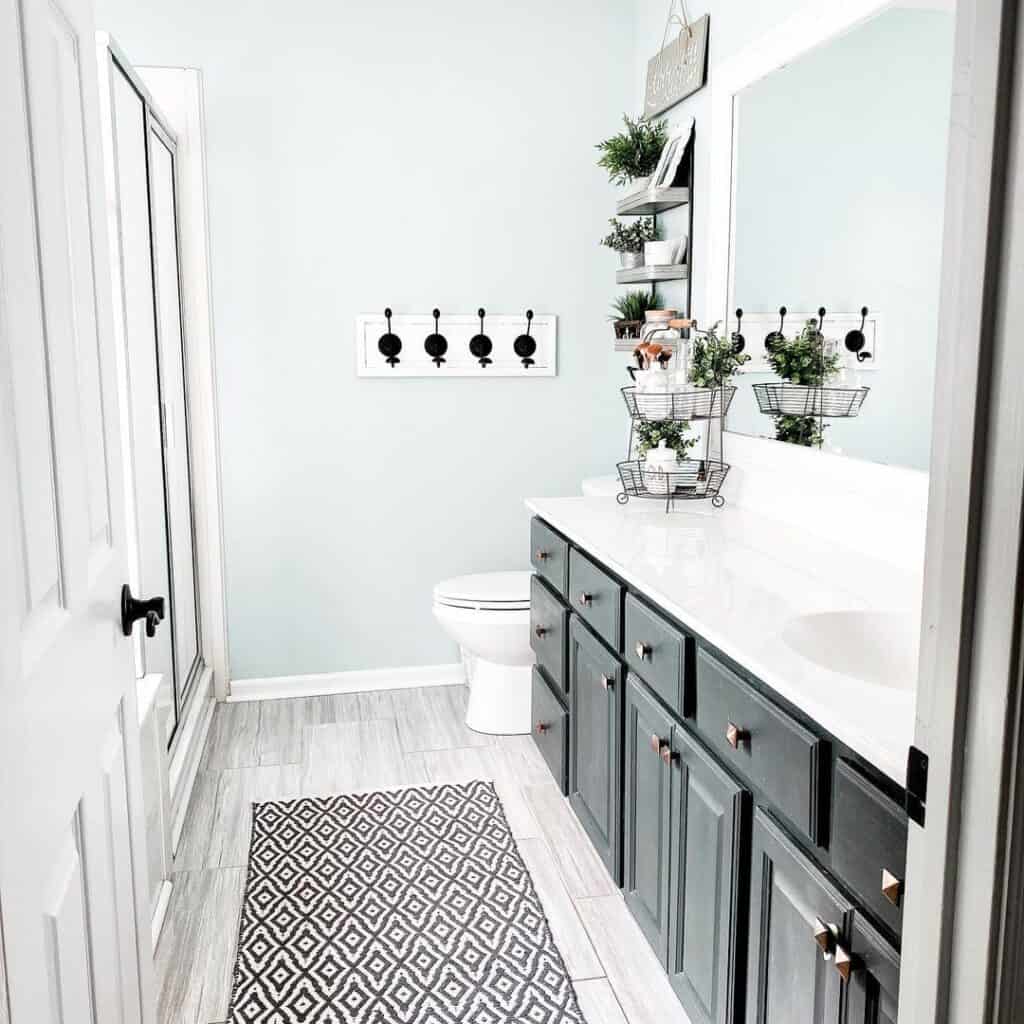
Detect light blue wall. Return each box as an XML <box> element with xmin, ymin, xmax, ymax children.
<box><xmin>728</xmin><ymin>8</ymin><xmax>954</xmax><ymax>469</ymax></box>
<box><xmin>95</xmin><ymin>0</ymin><xmax>636</xmax><ymax>678</ymax></box>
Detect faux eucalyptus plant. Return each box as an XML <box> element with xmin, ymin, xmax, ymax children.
<box><xmin>601</xmin><ymin>217</ymin><xmax>657</xmax><ymax>254</ymax></box>
<box><xmin>596</xmin><ymin>115</ymin><xmax>667</xmax><ymax>186</ymax></box>
<box><xmin>634</xmin><ymin>419</ymin><xmax>697</xmax><ymax>460</ymax></box>
<box><xmin>688</xmin><ymin>322</ymin><xmax>751</xmax><ymax>387</ymax></box>
<box><xmin>766</xmin><ymin>318</ymin><xmax>841</xmax><ymax>447</ymax></box>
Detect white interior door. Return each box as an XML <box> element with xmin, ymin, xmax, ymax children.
<box><xmin>0</xmin><ymin>0</ymin><xmax>155</xmax><ymax>1019</ymax></box>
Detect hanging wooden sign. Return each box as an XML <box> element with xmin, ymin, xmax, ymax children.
<box><xmin>644</xmin><ymin>11</ymin><xmax>710</xmax><ymax>118</ymax></box>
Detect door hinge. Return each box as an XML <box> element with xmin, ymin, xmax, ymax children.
<box><xmin>906</xmin><ymin>745</ymin><xmax>928</xmax><ymax>826</ymax></box>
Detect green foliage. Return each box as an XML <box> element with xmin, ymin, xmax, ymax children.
<box><xmin>600</xmin><ymin>217</ymin><xmax>657</xmax><ymax>253</ymax></box>
<box><xmin>773</xmin><ymin>414</ymin><xmax>826</xmax><ymax>447</ymax></box>
<box><xmin>767</xmin><ymin>318</ymin><xmax>841</xmax><ymax>386</ymax></box>
<box><xmin>610</xmin><ymin>289</ymin><xmax>663</xmax><ymax>323</ymax></box>
<box><xmin>596</xmin><ymin>115</ymin><xmax>668</xmax><ymax>186</ymax></box>
<box><xmin>635</xmin><ymin>419</ymin><xmax>698</xmax><ymax>459</ymax></box>
<box><xmin>688</xmin><ymin>322</ymin><xmax>751</xmax><ymax>387</ymax></box>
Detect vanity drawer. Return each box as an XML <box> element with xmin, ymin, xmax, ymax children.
<box><xmin>568</xmin><ymin>549</ymin><xmax>623</xmax><ymax>652</ymax></box>
<box><xmin>530</xmin><ymin>574</ymin><xmax>568</xmax><ymax>694</ymax></box>
<box><xmin>831</xmin><ymin>759</ymin><xmax>908</xmax><ymax>936</ymax></box>
<box><xmin>695</xmin><ymin>648</ymin><xmax>827</xmax><ymax>845</ymax></box>
<box><xmin>531</xmin><ymin>518</ymin><xmax>569</xmax><ymax>599</ymax></box>
<box><xmin>531</xmin><ymin>667</ymin><xmax>568</xmax><ymax>793</ymax></box>
<box><xmin>624</xmin><ymin>593</ymin><xmax>693</xmax><ymax>718</ymax></box>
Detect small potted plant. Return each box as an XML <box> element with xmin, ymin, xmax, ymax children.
<box><xmin>596</xmin><ymin>115</ymin><xmax>668</xmax><ymax>188</ymax></box>
<box><xmin>601</xmin><ymin>217</ymin><xmax>657</xmax><ymax>269</ymax></box>
<box><xmin>766</xmin><ymin>318</ymin><xmax>841</xmax><ymax>446</ymax></box>
<box><xmin>610</xmin><ymin>289</ymin><xmax>663</xmax><ymax>340</ymax></box>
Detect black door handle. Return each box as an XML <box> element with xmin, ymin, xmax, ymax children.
<box><xmin>121</xmin><ymin>584</ymin><xmax>165</xmax><ymax>638</ymax></box>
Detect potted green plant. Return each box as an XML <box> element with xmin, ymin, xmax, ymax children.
<box><xmin>610</xmin><ymin>289</ymin><xmax>663</xmax><ymax>340</ymax></box>
<box><xmin>766</xmin><ymin>318</ymin><xmax>841</xmax><ymax>446</ymax></box>
<box><xmin>596</xmin><ymin>115</ymin><xmax>667</xmax><ymax>188</ymax></box>
<box><xmin>634</xmin><ymin>419</ymin><xmax>698</xmax><ymax>460</ymax></box>
<box><xmin>688</xmin><ymin>322</ymin><xmax>751</xmax><ymax>388</ymax></box>
<box><xmin>601</xmin><ymin>217</ymin><xmax>657</xmax><ymax>269</ymax></box>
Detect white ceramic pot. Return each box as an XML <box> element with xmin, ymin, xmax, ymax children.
<box><xmin>644</xmin><ymin>240</ymin><xmax>677</xmax><ymax>266</ymax></box>
<box><xmin>619</xmin><ymin>251</ymin><xmax>643</xmax><ymax>269</ymax></box>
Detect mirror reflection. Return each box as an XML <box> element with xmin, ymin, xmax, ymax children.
<box><xmin>726</xmin><ymin>4</ymin><xmax>956</xmax><ymax>470</ymax></box>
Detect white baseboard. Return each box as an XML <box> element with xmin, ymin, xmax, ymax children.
<box><xmin>227</xmin><ymin>662</ymin><xmax>465</xmax><ymax>703</ymax></box>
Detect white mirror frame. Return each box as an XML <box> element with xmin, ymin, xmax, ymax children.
<box><xmin>705</xmin><ymin>0</ymin><xmax>899</xmax><ymax>333</ymax></box>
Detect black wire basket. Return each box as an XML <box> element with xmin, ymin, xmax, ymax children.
<box><xmin>751</xmin><ymin>382</ymin><xmax>869</xmax><ymax>418</ymax></box>
<box><xmin>621</xmin><ymin>385</ymin><xmax>737</xmax><ymax>422</ymax></box>
<box><xmin>617</xmin><ymin>458</ymin><xmax>730</xmax><ymax>511</ymax></box>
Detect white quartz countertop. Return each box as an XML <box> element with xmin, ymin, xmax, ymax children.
<box><xmin>526</xmin><ymin>496</ymin><xmax>922</xmax><ymax>784</ymax></box>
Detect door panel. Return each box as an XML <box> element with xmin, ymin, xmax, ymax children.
<box><xmin>624</xmin><ymin>675</ymin><xmax>674</xmax><ymax>961</ymax></box>
<box><xmin>746</xmin><ymin>809</ymin><xmax>850</xmax><ymax>1024</ymax></box>
<box><xmin>844</xmin><ymin>918</ymin><xmax>899</xmax><ymax>1024</ymax></box>
<box><xmin>569</xmin><ymin>617</ymin><xmax>623</xmax><ymax>882</ymax></box>
<box><xmin>669</xmin><ymin>728</ymin><xmax>750</xmax><ymax>1024</ymax></box>
<box><xmin>0</xmin><ymin>0</ymin><xmax>152</xmax><ymax>1017</ymax></box>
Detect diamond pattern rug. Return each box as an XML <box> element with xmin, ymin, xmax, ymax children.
<box><xmin>228</xmin><ymin>780</ymin><xmax>588</xmax><ymax>1023</ymax></box>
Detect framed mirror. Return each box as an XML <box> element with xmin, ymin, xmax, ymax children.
<box><xmin>721</xmin><ymin>2</ymin><xmax>956</xmax><ymax>470</ymax></box>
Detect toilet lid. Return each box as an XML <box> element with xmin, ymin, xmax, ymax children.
<box><xmin>434</xmin><ymin>571</ymin><xmax>532</xmax><ymax>610</ymax></box>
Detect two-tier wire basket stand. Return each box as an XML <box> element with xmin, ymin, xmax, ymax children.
<box><xmin>616</xmin><ymin>319</ymin><xmax>733</xmax><ymax>512</ymax></box>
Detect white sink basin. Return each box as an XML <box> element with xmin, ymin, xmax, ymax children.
<box><xmin>781</xmin><ymin>611</ymin><xmax>919</xmax><ymax>690</ymax></box>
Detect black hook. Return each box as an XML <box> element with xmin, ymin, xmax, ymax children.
<box><xmin>844</xmin><ymin>306</ymin><xmax>872</xmax><ymax>362</ymax></box>
<box><xmin>765</xmin><ymin>305</ymin><xmax>786</xmax><ymax>352</ymax></box>
<box><xmin>469</xmin><ymin>307</ymin><xmax>493</xmax><ymax>367</ymax></box>
<box><xmin>514</xmin><ymin>309</ymin><xmax>536</xmax><ymax>368</ymax></box>
<box><xmin>377</xmin><ymin>307</ymin><xmax>402</xmax><ymax>367</ymax></box>
<box><xmin>732</xmin><ymin>308</ymin><xmax>745</xmax><ymax>354</ymax></box>
<box><xmin>817</xmin><ymin>306</ymin><xmax>827</xmax><ymax>334</ymax></box>
<box><xmin>424</xmin><ymin>308</ymin><xmax>447</xmax><ymax>367</ymax></box>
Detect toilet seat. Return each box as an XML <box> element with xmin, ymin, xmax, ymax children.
<box><xmin>433</xmin><ymin>571</ymin><xmax>531</xmax><ymax>611</ymax></box>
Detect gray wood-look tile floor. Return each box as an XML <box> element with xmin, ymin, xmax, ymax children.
<box><xmin>158</xmin><ymin>683</ymin><xmax>691</xmax><ymax>1024</ymax></box>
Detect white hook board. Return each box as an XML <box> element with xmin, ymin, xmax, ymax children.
<box><xmin>355</xmin><ymin>312</ymin><xmax>557</xmax><ymax>378</ymax></box>
<box><xmin>736</xmin><ymin>309</ymin><xmax>882</xmax><ymax>371</ymax></box>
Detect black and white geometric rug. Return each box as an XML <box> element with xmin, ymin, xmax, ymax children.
<box><xmin>228</xmin><ymin>780</ymin><xmax>587</xmax><ymax>1023</ymax></box>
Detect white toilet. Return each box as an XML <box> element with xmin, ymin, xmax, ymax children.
<box><xmin>432</xmin><ymin>571</ymin><xmax>535</xmax><ymax>735</ymax></box>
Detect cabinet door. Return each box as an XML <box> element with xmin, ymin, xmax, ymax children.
<box><xmin>669</xmin><ymin>728</ymin><xmax>750</xmax><ymax>1024</ymax></box>
<box><xmin>623</xmin><ymin>675</ymin><xmax>674</xmax><ymax>961</ymax></box>
<box><xmin>570</xmin><ymin>618</ymin><xmax>624</xmax><ymax>883</ymax></box>
<box><xmin>844</xmin><ymin>918</ymin><xmax>900</xmax><ymax>1024</ymax></box>
<box><xmin>747</xmin><ymin>809</ymin><xmax>852</xmax><ymax>1024</ymax></box>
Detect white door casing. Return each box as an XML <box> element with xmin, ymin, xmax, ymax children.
<box><xmin>0</xmin><ymin>0</ymin><xmax>156</xmax><ymax>1019</ymax></box>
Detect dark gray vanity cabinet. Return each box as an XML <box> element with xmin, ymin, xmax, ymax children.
<box><xmin>668</xmin><ymin>726</ymin><xmax>751</xmax><ymax>1024</ymax></box>
<box><xmin>530</xmin><ymin>574</ymin><xmax>569</xmax><ymax>695</ymax></box>
<box><xmin>624</xmin><ymin>674</ymin><xmax>674</xmax><ymax>961</ymax></box>
<box><xmin>569</xmin><ymin>617</ymin><xmax>624</xmax><ymax>883</ymax></box>
<box><xmin>746</xmin><ymin>809</ymin><xmax>853</xmax><ymax>1024</ymax></box>
<box><xmin>531</xmin><ymin>667</ymin><xmax>568</xmax><ymax>793</ymax></box>
<box><xmin>844</xmin><ymin>918</ymin><xmax>900</xmax><ymax>1024</ymax></box>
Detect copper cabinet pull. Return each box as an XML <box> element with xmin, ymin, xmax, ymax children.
<box><xmin>834</xmin><ymin>944</ymin><xmax>854</xmax><ymax>981</ymax></box>
<box><xmin>635</xmin><ymin>641</ymin><xmax>652</xmax><ymax>661</ymax></box>
<box><xmin>534</xmin><ymin>624</ymin><xmax>548</xmax><ymax>638</ymax></box>
<box><xmin>881</xmin><ymin>868</ymin><xmax>903</xmax><ymax>906</ymax></box>
<box><xmin>535</xmin><ymin>721</ymin><xmax>550</xmax><ymax>735</ymax></box>
<box><xmin>579</xmin><ymin>592</ymin><xmax>593</xmax><ymax>607</ymax></box>
<box><xmin>535</xmin><ymin>549</ymin><xmax>550</xmax><ymax>562</ymax></box>
<box><xmin>812</xmin><ymin>918</ymin><xmax>837</xmax><ymax>958</ymax></box>
<box><xmin>726</xmin><ymin>722</ymin><xmax>749</xmax><ymax>749</ymax></box>
<box><xmin>660</xmin><ymin>744</ymin><xmax>677</xmax><ymax>766</ymax></box>
<box><xmin>650</xmin><ymin>734</ymin><xmax>665</xmax><ymax>755</ymax></box>
<box><xmin>600</xmin><ymin>674</ymin><xmax>614</xmax><ymax>691</ymax></box>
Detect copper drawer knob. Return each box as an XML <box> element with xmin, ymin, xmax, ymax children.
<box><xmin>535</xmin><ymin>549</ymin><xmax>550</xmax><ymax>562</ymax></box>
<box><xmin>834</xmin><ymin>945</ymin><xmax>854</xmax><ymax>981</ymax></box>
<box><xmin>650</xmin><ymin>733</ymin><xmax>667</xmax><ymax>755</ymax></box>
<box><xmin>881</xmin><ymin>868</ymin><xmax>903</xmax><ymax>906</ymax></box>
<box><xmin>812</xmin><ymin>918</ymin><xmax>836</xmax><ymax>958</ymax></box>
<box><xmin>534</xmin><ymin>624</ymin><xmax>548</xmax><ymax>638</ymax></box>
<box><xmin>660</xmin><ymin>744</ymin><xmax>677</xmax><ymax>766</ymax></box>
<box><xmin>600</xmin><ymin>674</ymin><xmax>614</xmax><ymax>691</ymax></box>
<box><xmin>579</xmin><ymin>592</ymin><xmax>593</xmax><ymax>607</ymax></box>
<box><xmin>535</xmin><ymin>721</ymin><xmax>550</xmax><ymax>735</ymax></box>
<box><xmin>726</xmin><ymin>722</ymin><xmax>749</xmax><ymax>749</ymax></box>
<box><xmin>635</xmin><ymin>641</ymin><xmax>652</xmax><ymax>661</ymax></box>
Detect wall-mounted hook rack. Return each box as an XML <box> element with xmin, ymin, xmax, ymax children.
<box><xmin>737</xmin><ymin>308</ymin><xmax>882</xmax><ymax>372</ymax></box>
<box><xmin>355</xmin><ymin>310</ymin><xmax>557</xmax><ymax>377</ymax></box>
